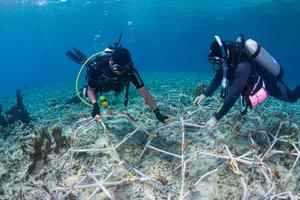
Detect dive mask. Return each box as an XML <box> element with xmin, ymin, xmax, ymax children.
<box><xmin>111</xmin><ymin>61</ymin><xmax>133</xmax><ymax>74</ymax></box>
<box><xmin>208</xmin><ymin>56</ymin><xmax>223</xmax><ymax>66</ymax></box>
<box><xmin>208</xmin><ymin>56</ymin><xmax>223</xmax><ymax>71</ymax></box>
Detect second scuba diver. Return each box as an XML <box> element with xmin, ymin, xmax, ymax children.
<box><xmin>194</xmin><ymin>34</ymin><xmax>300</xmax><ymax>130</ymax></box>
<box><xmin>66</xmin><ymin>37</ymin><xmax>168</xmax><ymax>123</ymax></box>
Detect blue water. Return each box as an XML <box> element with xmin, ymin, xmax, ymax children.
<box><xmin>1</xmin><ymin>0</ymin><xmax>300</xmax><ymax>97</ymax></box>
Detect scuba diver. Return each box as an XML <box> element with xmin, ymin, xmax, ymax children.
<box><xmin>194</xmin><ymin>34</ymin><xmax>300</xmax><ymax>130</ymax></box>
<box><xmin>66</xmin><ymin>35</ymin><xmax>168</xmax><ymax>123</ymax></box>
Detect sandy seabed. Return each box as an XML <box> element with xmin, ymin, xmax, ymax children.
<box><xmin>0</xmin><ymin>72</ymin><xmax>299</xmax><ymax>200</ymax></box>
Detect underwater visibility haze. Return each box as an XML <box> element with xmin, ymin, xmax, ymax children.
<box><xmin>1</xmin><ymin>0</ymin><xmax>300</xmax><ymax>96</ymax></box>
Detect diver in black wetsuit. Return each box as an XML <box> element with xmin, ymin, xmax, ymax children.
<box><xmin>66</xmin><ymin>47</ymin><xmax>168</xmax><ymax>123</ymax></box>
<box><xmin>194</xmin><ymin>35</ymin><xmax>300</xmax><ymax>130</ymax></box>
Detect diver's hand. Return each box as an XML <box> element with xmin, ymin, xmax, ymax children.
<box><xmin>94</xmin><ymin>115</ymin><xmax>101</xmax><ymax>122</ymax></box>
<box><xmin>154</xmin><ymin>108</ymin><xmax>168</xmax><ymax>123</ymax></box>
<box><xmin>193</xmin><ymin>94</ymin><xmax>206</xmax><ymax>106</ymax></box>
<box><xmin>205</xmin><ymin>116</ymin><xmax>218</xmax><ymax>131</ymax></box>
<box><xmin>92</xmin><ymin>102</ymin><xmax>100</xmax><ymax>118</ymax></box>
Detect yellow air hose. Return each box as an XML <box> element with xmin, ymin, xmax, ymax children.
<box><xmin>75</xmin><ymin>51</ymin><xmax>105</xmax><ymax>107</ymax></box>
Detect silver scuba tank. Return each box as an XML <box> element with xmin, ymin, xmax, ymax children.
<box><xmin>245</xmin><ymin>39</ymin><xmax>283</xmax><ymax>79</ymax></box>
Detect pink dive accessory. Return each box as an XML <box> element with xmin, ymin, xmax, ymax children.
<box><xmin>249</xmin><ymin>79</ymin><xmax>268</xmax><ymax>107</ymax></box>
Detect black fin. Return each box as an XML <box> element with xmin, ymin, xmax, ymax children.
<box><xmin>66</xmin><ymin>48</ymin><xmax>87</xmax><ymax>64</ymax></box>
<box><xmin>66</xmin><ymin>51</ymin><xmax>82</xmax><ymax>64</ymax></box>
<box><xmin>72</xmin><ymin>48</ymin><xmax>87</xmax><ymax>63</ymax></box>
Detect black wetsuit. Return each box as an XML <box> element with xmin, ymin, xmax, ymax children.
<box><xmin>87</xmin><ymin>54</ymin><xmax>144</xmax><ymax>93</ymax></box>
<box><xmin>203</xmin><ymin>58</ymin><xmax>300</xmax><ymax>120</ymax></box>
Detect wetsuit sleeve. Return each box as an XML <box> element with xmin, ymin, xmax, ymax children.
<box><xmin>203</xmin><ymin>69</ymin><xmax>223</xmax><ymax>97</ymax></box>
<box><xmin>129</xmin><ymin>67</ymin><xmax>144</xmax><ymax>89</ymax></box>
<box><xmin>215</xmin><ymin>61</ymin><xmax>251</xmax><ymax>120</ymax></box>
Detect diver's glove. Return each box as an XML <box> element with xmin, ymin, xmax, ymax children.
<box><xmin>154</xmin><ymin>108</ymin><xmax>168</xmax><ymax>123</ymax></box>
<box><xmin>92</xmin><ymin>102</ymin><xmax>100</xmax><ymax>118</ymax></box>
<box><xmin>205</xmin><ymin>116</ymin><xmax>218</xmax><ymax>131</ymax></box>
<box><xmin>194</xmin><ymin>94</ymin><xmax>206</xmax><ymax>106</ymax></box>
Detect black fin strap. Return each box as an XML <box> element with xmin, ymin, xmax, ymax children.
<box><xmin>124</xmin><ymin>80</ymin><xmax>130</xmax><ymax>107</ymax></box>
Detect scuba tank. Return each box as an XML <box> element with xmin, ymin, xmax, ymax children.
<box><xmin>244</xmin><ymin>38</ymin><xmax>284</xmax><ymax>79</ymax></box>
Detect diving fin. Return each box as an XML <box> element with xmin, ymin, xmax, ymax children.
<box><xmin>66</xmin><ymin>51</ymin><xmax>82</xmax><ymax>64</ymax></box>
<box><xmin>72</xmin><ymin>48</ymin><xmax>87</xmax><ymax>63</ymax></box>
<box><xmin>65</xmin><ymin>47</ymin><xmax>87</xmax><ymax>64</ymax></box>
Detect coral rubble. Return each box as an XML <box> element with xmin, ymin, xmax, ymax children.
<box><xmin>0</xmin><ymin>73</ymin><xmax>299</xmax><ymax>200</ymax></box>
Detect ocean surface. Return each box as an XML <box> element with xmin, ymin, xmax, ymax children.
<box><xmin>1</xmin><ymin>0</ymin><xmax>300</xmax><ymax>97</ymax></box>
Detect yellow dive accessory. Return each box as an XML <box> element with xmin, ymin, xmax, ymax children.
<box><xmin>100</xmin><ymin>95</ymin><xmax>109</xmax><ymax>107</ymax></box>
<box><xmin>75</xmin><ymin>51</ymin><xmax>105</xmax><ymax>107</ymax></box>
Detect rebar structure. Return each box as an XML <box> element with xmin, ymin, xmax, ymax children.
<box><xmin>51</xmin><ymin>96</ymin><xmax>300</xmax><ymax>200</ymax></box>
